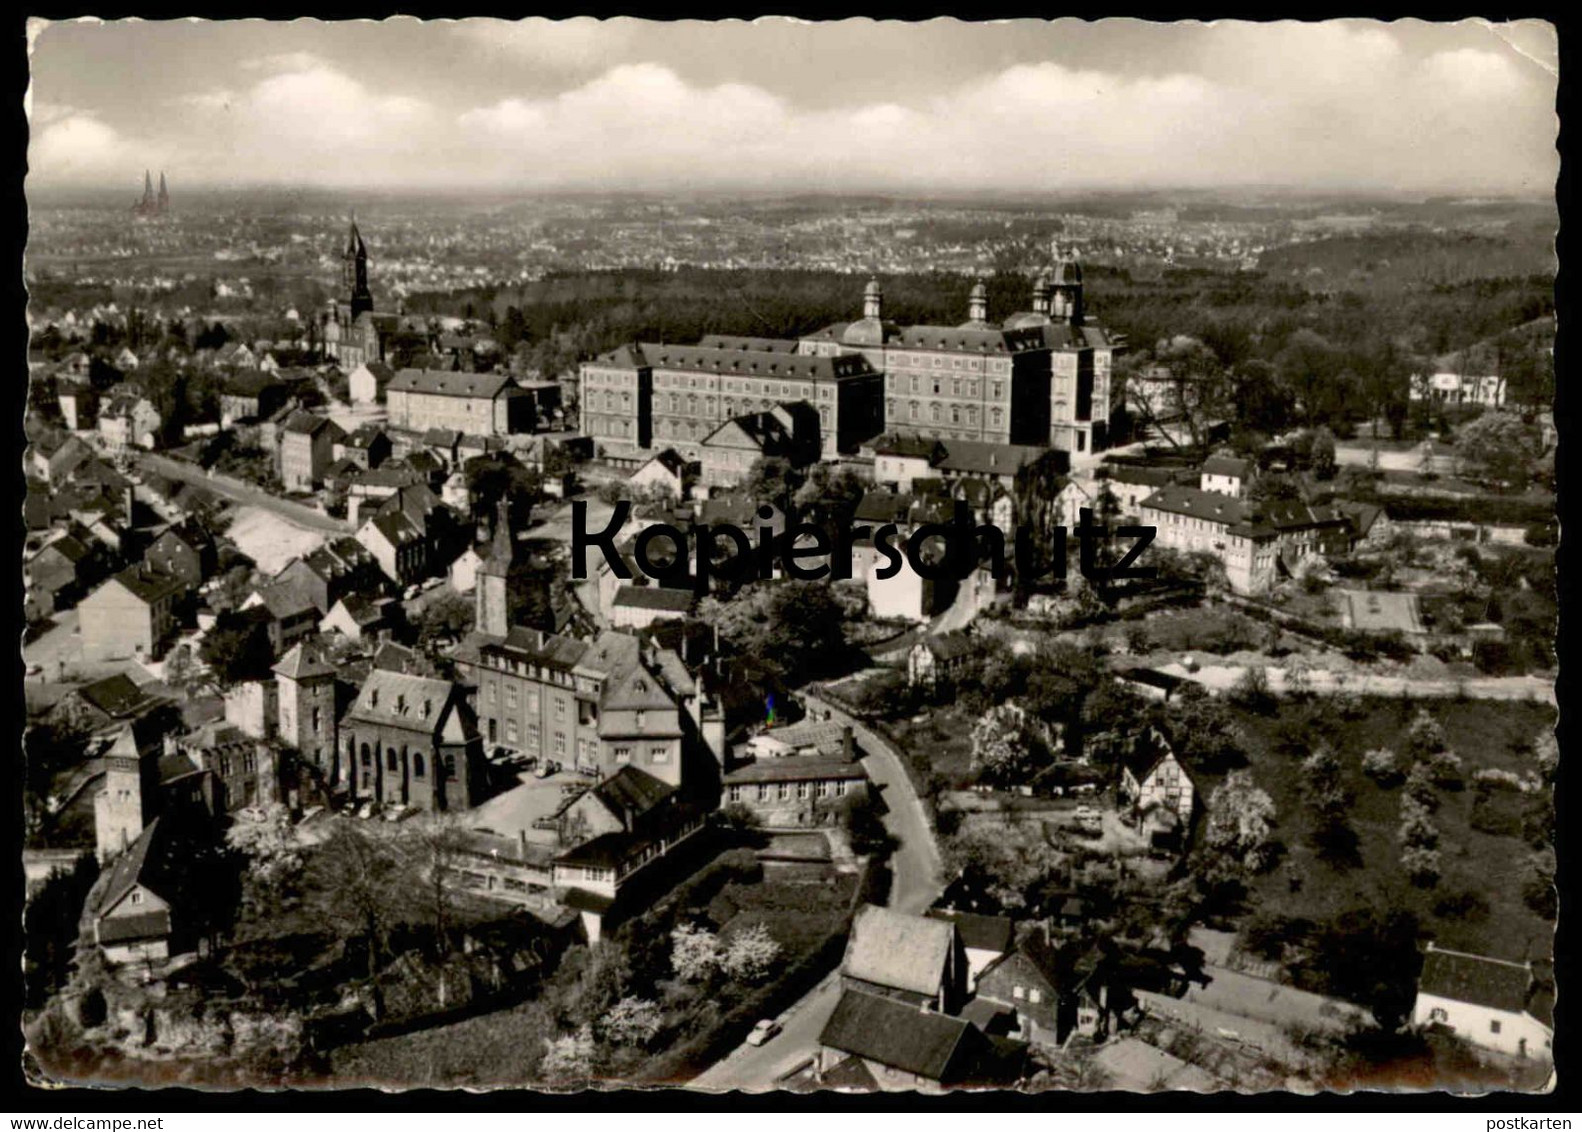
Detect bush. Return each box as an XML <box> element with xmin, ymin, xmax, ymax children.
<box><xmin>1400</xmin><ymin>845</ymin><xmax>1442</xmax><ymax>887</ymax></box>
<box><xmin>1227</xmin><ymin>667</ymin><xmax>1277</xmax><ymax>715</ymax></box>
<box><xmin>1361</xmin><ymin>747</ymin><xmax>1402</xmax><ymax>786</ymax></box>
<box><xmin>1425</xmin><ymin>749</ymin><xmax>1465</xmax><ymax>790</ymax></box>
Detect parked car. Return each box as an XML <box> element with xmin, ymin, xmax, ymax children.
<box><xmin>746</xmin><ymin>1020</ymin><xmax>781</xmax><ymax>1047</ymax></box>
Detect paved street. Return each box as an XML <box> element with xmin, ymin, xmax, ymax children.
<box><xmin>691</xmin><ymin>688</ymin><xmax>945</xmax><ymax>1090</ymax></box>
<box><xmin>137</xmin><ymin>452</ymin><xmax>351</xmax><ymax>534</ymax></box>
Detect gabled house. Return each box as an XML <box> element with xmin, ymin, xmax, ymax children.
<box><xmin>279</xmin><ymin>411</ymin><xmax>346</xmax><ymax>492</ymax></box>
<box><xmin>274</xmin><ymin>537</ymin><xmax>381</xmax><ymax>615</ymax></box>
<box><xmin>98</xmin><ymin>391</ymin><xmax>162</xmax><ymax>452</ymax></box>
<box><xmin>1412</xmin><ymin>944</ymin><xmax>1554</xmax><ymax>1063</ymax></box>
<box><xmin>79</xmin><ymin>564</ymin><xmax>186</xmax><ymax>662</ymax></box>
<box><xmin>28</xmin><ymin>435</ymin><xmax>94</xmax><ymax>485</ymax></box>
<box><xmin>907</xmin><ymin>631</ymin><xmax>976</xmax><ymax>688</ymax></box>
<box><xmin>348</xmin><ymin>360</ymin><xmax>395</xmax><ymax>406</ymax></box>
<box><xmin>924</xmin><ymin>910</ymin><xmax>1014</xmax><ymax>991</ymax></box>
<box><xmin>356</xmin><ymin>508</ymin><xmax>429</xmax><ymax>586</ymax></box>
<box><xmin>816</xmin><ymin>989</ymin><xmax>1025</xmax><ymax>1092</ymax></box>
<box><xmin>1118</xmin><ymin>728</ymin><xmax>1195</xmax><ymax>831</ymax></box>
<box><xmin>25</xmin><ymin>531</ymin><xmax>99</xmax><ymax>613</ymax></box>
<box><xmin>335</xmin><ymin>423</ymin><xmax>392</xmax><ymax>471</ymax></box>
<box><xmin>610</xmin><ymin>584</ymin><xmax>694</xmax><ymax>629</ymax></box>
<box><xmin>1200</xmin><ymin>454</ymin><xmax>1253</xmax><ymax>499</ymax></box>
<box><xmin>550</xmin><ymin>766</ymin><xmax>708</xmax><ymax>941</ymax></box>
<box><xmin>218</xmin><ymin>370</ymin><xmax>288</xmax><ymax>428</ymax></box>
<box><xmin>974</xmin><ymin>930</ymin><xmax>1113</xmax><ymax>1048</ymax></box>
<box><xmin>841</xmin><ymin>904</ymin><xmax>966</xmax><ymax>1014</ymax></box>
<box><xmin>628</xmin><ymin>448</ymin><xmax>696</xmax><ymax>500</ymax></box>
<box><xmin>320</xmin><ymin>593</ymin><xmax>387</xmax><ymax>642</ymax></box>
<box><xmin>241</xmin><ymin>579</ymin><xmax>320</xmax><ymax>656</ymax></box>
<box><xmin>86</xmin><ymin>818</ymin><xmax>175</xmax><ymax>965</ymax></box>
<box><xmin>143</xmin><ymin>522</ymin><xmax>217</xmax><ymax>589</ymax></box>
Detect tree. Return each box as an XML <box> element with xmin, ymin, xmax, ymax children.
<box><xmin>1362</xmin><ymin>748</ymin><xmax>1402</xmax><ymax>786</ymax></box>
<box><xmin>1403</xmin><ymin>710</ymin><xmax>1447</xmax><ymax>762</ymax></box>
<box><xmin>598</xmin><ymin>996</ymin><xmax>663</xmax><ymax>1047</ymax></box>
<box><xmin>970</xmin><ymin>704</ymin><xmax>1037</xmax><ymax>784</ymax></box>
<box><xmin>1248</xmin><ymin>472</ymin><xmax>1304</xmax><ymax>506</ymax></box>
<box><xmin>539</xmin><ymin>1024</ymin><xmax>596</xmax><ymax>1082</ymax></box>
<box><xmin>1301</xmin><ymin>745</ymin><xmax>1348</xmax><ymax>820</ymax></box>
<box><xmin>416</xmin><ymin>591</ymin><xmax>476</xmax><ymax>653</ymax></box>
<box><xmin>1275</xmin><ymin>329</ymin><xmax>1341</xmax><ymax>426</ymax></box>
<box><xmin>1523</xmin><ymin>848</ymin><xmax>1557</xmax><ymax>919</ymax></box>
<box><xmin>1400</xmin><ymin>845</ymin><xmax>1442</xmax><ymax>888</ymax></box>
<box><xmin>1424</xmin><ymin>748</ymin><xmax>1464</xmax><ymax>790</ymax></box>
<box><xmin>761</xmin><ymin>581</ymin><xmax>848</xmax><ymax>680</ymax></box>
<box><xmin>1403</xmin><ymin>761</ymin><xmax>1439</xmax><ymax>811</ymax></box>
<box><xmin>225</xmin><ymin>802</ymin><xmax>305</xmax><ymax>923</ymax></box>
<box><xmin>412</xmin><ymin>816</ymin><xmax>468</xmax><ymax>959</ymax></box>
<box><xmin>1397</xmin><ymin>796</ymin><xmax>1440</xmax><ymax>850</ymax></box>
<box><xmin>793</xmin><ymin>463</ymin><xmax>864</xmax><ymax>529</ymax></box>
<box><xmin>742</xmin><ymin>456</ymin><xmax>805</xmax><ymax>512</ymax></box>
<box><xmin>719</xmin><ymin>922</ymin><xmax>781</xmax><ymax>984</ymax></box>
<box><xmin>198</xmin><ymin>609</ymin><xmax>275</xmax><ymax>685</ymax></box>
<box><xmin>1308</xmin><ymin>906</ymin><xmax>1422</xmax><ymax>1029</ymax></box>
<box><xmin>1309</xmin><ymin>426</ymin><xmax>1338</xmax><ymax>480</ymax></box>
<box><xmin>1204</xmin><ymin>770</ymin><xmax>1279</xmax><ymax>873</ymax></box>
<box><xmin>1010</xmin><ymin>450</ymin><xmax>1069</xmax><ymax>592</ymax></box>
<box><xmin>669</xmin><ymin>922</ymin><xmax>719</xmax><ymax>982</ymax></box>
<box><xmin>1454</xmin><ymin>411</ymin><xmax>1541</xmax><ymax>489</ymax></box>
<box><xmin>304</xmin><ymin>824</ymin><xmax>404</xmax><ymax>1020</ymax></box>
<box><xmin>1141</xmin><ymin>336</ymin><xmax>1231</xmax><ymax>450</ymax></box>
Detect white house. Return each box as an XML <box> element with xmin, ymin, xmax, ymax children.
<box><xmin>1412</xmin><ymin>944</ymin><xmax>1553</xmax><ymax>1063</ymax></box>
<box><xmin>348</xmin><ymin>360</ymin><xmax>395</xmax><ymax>406</ymax></box>
<box><xmin>447</xmin><ymin>545</ymin><xmax>485</xmax><ymax>594</ymax></box>
<box><xmin>628</xmin><ymin>449</ymin><xmax>694</xmax><ymax>500</ymax></box>
<box><xmin>1118</xmin><ymin>729</ymin><xmax>1195</xmax><ymax>826</ymax></box>
<box><xmin>1413</xmin><ymin>372</ymin><xmax>1507</xmax><ymax>408</ymax></box>
<box><xmin>1200</xmin><ymin>454</ymin><xmax>1252</xmax><ymax>499</ymax></box>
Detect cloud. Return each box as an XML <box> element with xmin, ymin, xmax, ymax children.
<box><xmin>174</xmin><ymin>88</ymin><xmax>236</xmax><ymax>111</ymax></box>
<box><xmin>30</xmin><ymin>113</ymin><xmax>156</xmax><ymax>183</ymax></box>
<box><xmin>241</xmin><ymin>51</ymin><xmax>330</xmax><ymax>73</ymax></box>
<box><xmin>448</xmin><ymin>44</ymin><xmax>1553</xmax><ymax>193</ymax></box>
<box><xmin>27</xmin><ymin>22</ymin><xmax>1559</xmax><ymax>194</ymax></box>
<box><xmin>447</xmin><ymin>18</ymin><xmax>637</xmax><ymax>71</ymax></box>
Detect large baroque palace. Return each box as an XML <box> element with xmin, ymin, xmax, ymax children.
<box><xmin>581</xmin><ymin>252</ymin><xmax>1120</xmax><ymax>463</ymax></box>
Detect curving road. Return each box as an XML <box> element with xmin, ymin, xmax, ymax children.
<box><xmin>690</xmin><ymin>687</ymin><xmax>944</xmax><ymax>1091</ymax></box>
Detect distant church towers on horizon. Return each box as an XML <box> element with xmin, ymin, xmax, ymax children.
<box><xmin>132</xmin><ymin>170</ymin><xmax>170</xmax><ymax>219</ymax></box>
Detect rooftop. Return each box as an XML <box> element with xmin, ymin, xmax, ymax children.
<box><xmin>843</xmin><ymin>904</ymin><xmax>955</xmax><ymax>998</ymax></box>
<box><xmin>1418</xmin><ymin>945</ymin><xmax>1537</xmax><ymax>1017</ymax></box>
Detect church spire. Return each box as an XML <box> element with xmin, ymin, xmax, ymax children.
<box><xmin>343</xmin><ymin>211</ymin><xmax>373</xmax><ymax>320</ymax></box>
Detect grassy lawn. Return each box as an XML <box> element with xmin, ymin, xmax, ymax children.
<box><xmin>328</xmin><ymin>996</ymin><xmax>556</xmax><ymax>1087</ymax></box>
<box><xmin>891</xmin><ymin>704</ymin><xmax>979</xmax><ymax>790</ymax></box>
<box><xmin>1210</xmin><ymin>697</ymin><xmax>1555</xmax><ymax>963</ymax></box>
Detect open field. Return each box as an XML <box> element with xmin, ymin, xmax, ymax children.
<box><xmin>1213</xmin><ymin>697</ymin><xmax>1555</xmax><ymax>963</ymax></box>
<box><xmin>226</xmin><ymin>506</ymin><xmax>330</xmax><ymax>574</ymax></box>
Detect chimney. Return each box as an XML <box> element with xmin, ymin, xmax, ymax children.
<box><xmin>842</xmin><ymin>725</ymin><xmax>855</xmax><ymax>762</ymax></box>
<box><xmin>518</xmin><ymin>829</ymin><xmax>528</xmax><ymax>861</ymax></box>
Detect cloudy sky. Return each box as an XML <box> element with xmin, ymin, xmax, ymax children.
<box><xmin>27</xmin><ymin>18</ymin><xmax>1558</xmax><ymax>196</ymax></box>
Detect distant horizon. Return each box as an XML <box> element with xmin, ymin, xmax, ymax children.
<box><xmin>23</xmin><ymin>181</ymin><xmax>1562</xmax><ymax>208</ymax></box>
<box><xmin>27</xmin><ymin>18</ymin><xmax>1558</xmax><ymax>197</ymax></box>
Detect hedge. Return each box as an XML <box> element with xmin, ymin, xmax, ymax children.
<box><xmin>1370</xmin><ymin>493</ymin><xmax>1555</xmax><ymax>527</ymax></box>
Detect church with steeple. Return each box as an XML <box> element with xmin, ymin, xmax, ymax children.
<box><xmin>131</xmin><ymin>171</ymin><xmax>170</xmax><ymax>219</ymax></box>
<box><xmin>323</xmin><ymin>217</ymin><xmax>411</xmax><ymax>369</ymax></box>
